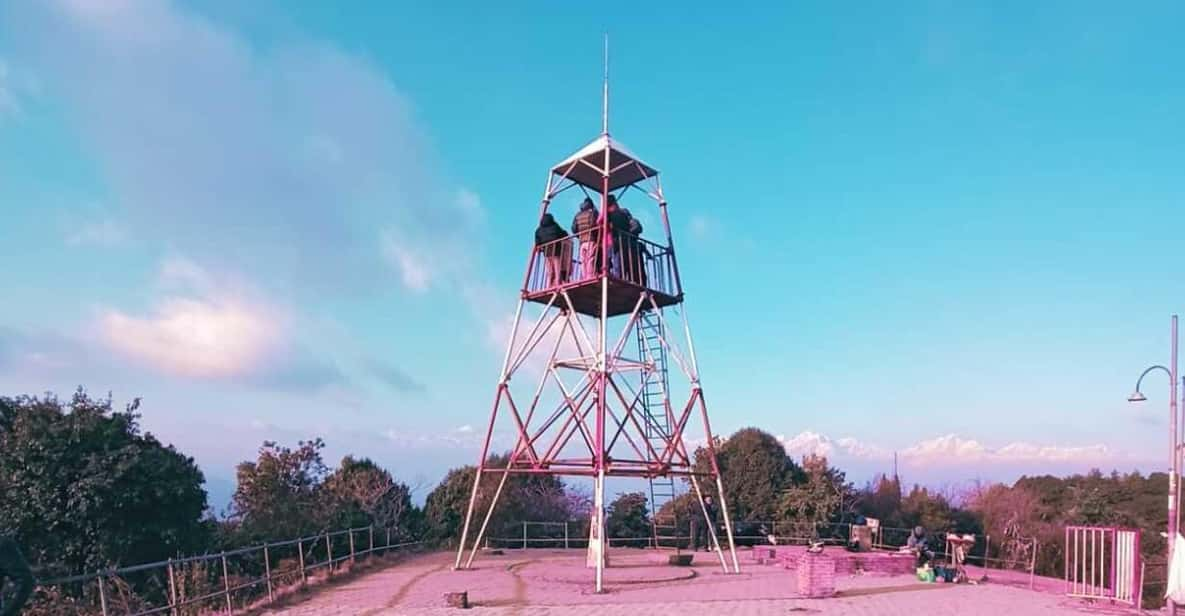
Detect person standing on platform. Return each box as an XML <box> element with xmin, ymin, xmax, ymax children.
<box><xmin>534</xmin><ymin>213</ymin><xmax>570</xmax><ymax>288</ymax></box>
<box><xmin>606</xmin><ymin>195</ymin><xmax>632</xmax><ymax>279</ymax></box>
<box><xmin>571</xmin><ymin>197</ymin><xmax>600</xmax><ymax>279</ymax></box>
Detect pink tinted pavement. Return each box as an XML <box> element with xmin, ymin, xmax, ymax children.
<box><xmin>260</xmin><ymin>548</ymin><xmax>1134</xmax><ymax>616</ymax></box>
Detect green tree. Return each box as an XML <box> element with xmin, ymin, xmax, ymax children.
<box><xmin>321</xmin><ymin>456</ymin><xmax>417</xmax><ymax>541</ymax></box>
<box><xmin>692</xmin><ymin>428</ymin><xmax>802</xmax><ymax>521</ymax></box>
<box><xmin>230</xmin><ymin>439</ymin><xmax>329</xmax><ymax>541</ymax></box>
<box><xmin>0</xmin><ymin>390</ymin><xmax>208</xmax><ymax>574</ymax></box>
<box><xmin>606</xmin><ymin>492</ymin><xmax>651</xmax><ymax>544</ymax></box>
<box><xmin>778</xmin><ymin>455</ymin><xmax>853</xmax><ymax>533</ymax></box>
<box><xmin>422</xmin><ymin>453</ymin><xmax>572</xmax><ymax>544</ymax></box>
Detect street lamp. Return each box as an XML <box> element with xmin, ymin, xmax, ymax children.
<box><xmin>1128</xmin><ymin>314</ymin><xmax>1179</xmax><ymax>615</ymax></box>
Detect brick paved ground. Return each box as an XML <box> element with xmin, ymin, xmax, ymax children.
<box><xmin>261</xmin><ymin>548</ymin><xmax>1136</xmax><ymax>616</ymax></box>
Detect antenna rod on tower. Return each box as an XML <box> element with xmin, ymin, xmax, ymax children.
<box><xmin>602</xmin><ymin>33</ymin><xmax>609</xmax><ymax>135</ymax></box>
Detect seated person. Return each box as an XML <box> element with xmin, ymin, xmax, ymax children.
<box><xmin>906</xmin><ymin>526</ymin><xmax>934</xmax><ymax>567</ymax></box>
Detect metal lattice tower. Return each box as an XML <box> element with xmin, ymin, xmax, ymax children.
<box><xmin>452</xmin><ymin>41</ymin><xmax>739</xmax><ymax>592</ymax></box>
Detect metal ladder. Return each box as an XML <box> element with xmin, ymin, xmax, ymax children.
<box><xmin>638</xmin><ymin>309</ymin><xmax>676</xmax><ymax>547</ymax></box>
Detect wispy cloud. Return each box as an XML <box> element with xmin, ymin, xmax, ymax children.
<box><xmin>0</xmin><ymin>58</ymin><xmax>19</xmax><ymax>118</ymax></box>
<box><xmin>66</xmin><ymin>218</ymin><xmax>127</xmax><ymax>247</ymax></box>
<box><xmin>2</xmin><ymin>0</ymin><xmax>472</xmax><ymax>297</ymax></box>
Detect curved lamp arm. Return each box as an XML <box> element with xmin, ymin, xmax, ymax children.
<box><xmin>1134</xmin><ymin>365</ymin><xmax>1173</xmax><ymax>395</ymax></box>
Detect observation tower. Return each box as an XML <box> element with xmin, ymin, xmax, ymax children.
<box><xmin>453</xmin><ymin>44</ymin><xmax>739</xmax><ymax>592</ymax></box>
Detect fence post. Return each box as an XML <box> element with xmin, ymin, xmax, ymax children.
<box><xmin>298</xmin><ymin>538</ymin><xmax>308</xmax><ymax>585</ymax></box>
<box><xmin>564</xmin><ymin>521</ymin><xmax>570</xmax><ymax>550</ymax></box>
<box><xmin>1029</xmin><ymin>541</ymin><xmax>1038</xmax><ymax>590</ymax></box>
<box><xmin>221</xmin><ymin>552</ymin><xmax>232</xmax><ymax>615</ymax></box>
<box><xmin>386</xmin><ymin>527</ymin><xmax>391</xmax><ymax>552</ymax></box>
<box><xmin>523</xmin><ymin>521</ymin><xmax>528</xmax><ymax>550</ymax></box>
<box><xmin>369</xmin><ymin>526</ymin><xmax>375</xmax><ymax>557</ymax></box>
<box><xmin>97</xmin><ymin>573</ymin><xmax>110</xmax><ymax>616</ymax></box>
<box><xmin>325</xmin><ymin>532</ymin><xmax>333</xmax><ymax>576</ymax></box>
<box><xmin>263</xmin><ymin>542</ymin><xmax>274</xmax><ymax>603</ymax></box>
<box><xmin>167</xmin><ymin>558</ymin><xmax>179</xmax><ymax>616</ymax></box>
<box><xmin>1137</xmin><ymin>560</ymin><xmax>1145</xmax><ymax>612</ymax></box>
<box><xmin>349</xmin><ymin>528</ymin><xmax>357</xmax><ymax>565</ymax></box>
<box><xmin>984</xmin><ymin>535</ymin><xmax>991</xmax><ymax>570</ymax></box>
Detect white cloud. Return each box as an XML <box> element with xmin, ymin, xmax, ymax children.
<box><xmin>776</xmin><ymin>430</ymin><xmax>1117</xmax><ymax>467</ymax></box>
<box><xmin>98</xmin><ymin>259</ymin><xmax>286</xmax><ymax>379</ymax></box>
<box><xmin>380</xmin><ymin>231</ymin><xmax>433</xmax><ymax>292</ymax></box>
<box><xmin>66</xmin><ymin>218</ymin><xmax>127</xmax><ymax>247</ymax></box>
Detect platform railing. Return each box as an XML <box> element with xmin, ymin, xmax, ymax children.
<box><xmin>27</xmin><ymin>526</ymin><xmax>422</xmax><ymax>616</ymax></box>
<box><xmin>525</xmin><ymin>230</ymin><xmax>680</xmax><ymax>299</ymax></box>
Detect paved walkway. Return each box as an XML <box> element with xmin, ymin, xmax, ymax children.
<box><xmin>260</xmin><ymin>549</ymin><xmax>1133</xmax><ymax>616</ymax></box>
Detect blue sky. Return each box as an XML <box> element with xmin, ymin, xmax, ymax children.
<box><xmin>1</xmin><ymin>1</ymin><xmax>1183</xmax><ymax>509</ymax></box>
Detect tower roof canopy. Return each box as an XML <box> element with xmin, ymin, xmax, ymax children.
<box><xmin>551</xmin><ymin>134</ymin><xmax>659</xmax><ymax>192</ymax></box>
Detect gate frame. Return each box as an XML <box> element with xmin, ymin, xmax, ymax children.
<box><xmin>1064</xmin><ymin>525</ymin><xmax>1142</xmax><ymax>607</ymax></box>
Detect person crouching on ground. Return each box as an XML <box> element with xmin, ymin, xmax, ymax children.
<box><xmin>907</xmin><ymin>526</ymin><xmax>934</xmax><ymax>567</ymax></box>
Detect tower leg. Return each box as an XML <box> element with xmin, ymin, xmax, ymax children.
<box><xmin>587</xmin><ymin>468</ymin><xmax>607</xmax><ymax>592</ymax></box>
<box><xmin>688</xmin><ymin>471</ymin><xmax>729</xmax><ymax>572</ymax></box>
<box><xmin>696</xmin><ymin>390</ymin><xmax>740</xmax><ymax>573</ymax></box>
<box><xmin>463</xmin><ymin>466</ymin><xmax>512</xmax><ymax>569</ymax></box>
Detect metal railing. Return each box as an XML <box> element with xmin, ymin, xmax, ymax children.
<box><xmin>29</xmin><ymin>526</ymin><xmax>422</xmax><ymax>616</ymax></box>
<box><xmin>525</xmin><ymin>230</ymin><xmax>680</xmax><ymax>298</ymax></box>
<box><xmin>491</xmin><ymin>519</ymin><xmax>1034</xmax><ymax>574</ymax></box>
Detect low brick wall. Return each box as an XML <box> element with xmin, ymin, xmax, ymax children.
<box><xmin>769</xmin><ymin>547</ymin><xmax>914</xmax><ymax>576</ymax></box>
<box><xmin>797</xmin><ymin>553</ymin><xmax>836</xmax><ymax>598</ymax></box>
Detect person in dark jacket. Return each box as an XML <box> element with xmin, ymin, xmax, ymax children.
<box><xmin>605</xmin><ymin>195</ymin><xmax>633</xmax><ymax>279</ymax></box>
<box><xmin>534</xmin><ymin>213</ymin><xmax>571</xmax><ymax>288</ymax></box>
<box><xmin>571</xmin><ymin>197</ymin><xmax>600</xmax><ymax>279</ymax></box>
<box><xmin>0</xmin><ymin>536</ymin><xmax>34</xmax><ymax>616</ymax></box>
<box><xmin>701</xmin><ymin>496</ymin><xmax>720</xmax><ymax>552</ymax></box>
<box><xmin>907</xmin><ymin>526</ymin><xmax>934</xmax><ymax>567</ymax></box>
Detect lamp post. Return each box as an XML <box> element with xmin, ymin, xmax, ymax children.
<box><xmin>1128</xmin><ymin>314</ymin><xmax>1179</xmax><ymax>615</ymax></box>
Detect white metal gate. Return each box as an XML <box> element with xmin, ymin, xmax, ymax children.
<box><xmin>1065</xmin><ymin>525</ymin><xmax>1141</xmax><ymax>606</ymax></box>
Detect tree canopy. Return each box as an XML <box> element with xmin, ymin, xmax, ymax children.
<box><xmin>0</xmin><ymin>390</ymin><xmax>208</xmax><ymax>575</ymax></box>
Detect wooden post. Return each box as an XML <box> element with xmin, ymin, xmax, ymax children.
<box><xmin>564</xmin><ymin>521</ymin><xmax>570</xmax><ymax>550</ymax></box>
<box><xmin>1028</xmin><ymin>541</ymin><xmax>1038</xmax><ymax>590</ymax></box>
<box><xmin>984</xmin><ymin>535</ymin><xmax>991</xmax><ymax>570</ymax></box>
<box><xmin>97</xmin><ymin>574</ymin><xmax>110</xmax><ymax>616</ymax></box>
<box><xmin>349</xmin><ymin>528</ymin><xmax>356</xmax><ymax>564</ymax></box>
<box><xmin>298</xmin><ymin>539</ymin><xmax>307</xmax><ymax>585</ymax></box>
<box><xmin>369</xmin><ymin>526</ymin><xmax>375</xmax><ymax>556</ymax></box>
<box><xmin>221</xmin><ymin>552</ymin><xmax>232</xmax><ymax>614</ymax></box>
<box><xmin>523</xmin><ymin>521</ymin><xmax>528</xmax><ymax>550</ymax></box>
<box><xmin>167</xmin><ymin>559</ymin><xmax>179</xmax><ymax>616</ymax></box>
<box><xmin>263</xmin><ymin>542</ymin><xmax>274</xmax><ymax>603</ymax></box>
<box><xmin>325</xmin><ymin>532</ymin><xmax>333</xmax><ymax>575</ymax></box>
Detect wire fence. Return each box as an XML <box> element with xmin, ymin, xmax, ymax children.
<box><xmin>22</xmin><ymin>526</ymin><xmax>422</xmax><ymax>616</ymax></box>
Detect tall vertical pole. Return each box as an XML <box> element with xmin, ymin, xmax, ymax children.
<box><xmin>602</xmin><ymin>34</ymin><xmax>609</xmax><ymax>136</ymax></box>
<box><xmin>1171</xmin><ymin>314</ymin><xmax>1179</xmax><ymax>616</ymax></box>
